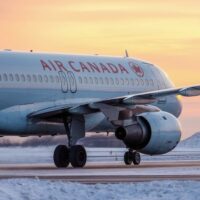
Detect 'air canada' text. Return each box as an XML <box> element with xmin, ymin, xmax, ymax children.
<box><xmin>40</xmin><ymin>60</ymin><xmax>130</xmax><ymax>74</ymax></box>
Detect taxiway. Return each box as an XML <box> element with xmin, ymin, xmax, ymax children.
<box><xmin>0</xmin><ymin>147</ymin><xmax>200</xmax><ymax>183</ymax></box>
<box><xmin>0</xmin><ymin>161</ymin><xmax>200</xmax><ymax>183</ymax></box>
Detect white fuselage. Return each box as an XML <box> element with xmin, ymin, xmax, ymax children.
<box><xmin>0</xmin><ymin>51</ymin><xmax>182</xmax><ymax>136</ymax></box>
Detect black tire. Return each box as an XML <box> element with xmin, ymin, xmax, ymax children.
<box><xmin>53</xmin><ymin>145</ymin><xmax>69</xmax><ymax>168</ymax></box>
<box><xmin>132</xmin><ymin>152</ymin><xmax>141</xmax><ymax>165</ymax></box>
<box><xmin>124</xmin><ymin>151</ymin><xmax>133</xmax><ymax>165</ymax></box>
<box><xmin>70</xmin><ymin>145</ymin><xmax>87</xmax><ymax>168</ymax></box>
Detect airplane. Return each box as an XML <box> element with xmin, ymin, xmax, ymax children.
<box><xmin>0</xmin><ymin>50</ymin><xmax>199</xmax><ymax>168</ymax></box>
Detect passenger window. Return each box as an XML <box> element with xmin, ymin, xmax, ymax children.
<box><xmin>84</xmin><ymin>77</ymin><xmax>88</xmax><ymax>84</ymax></box>
<box><xmin>3</xmin><ymin>74</ymin><xmax>8</xmax><ymax>81</ymax></box>
<box><xmin>79</xmin><ymin>77</ymin><xmax>82</xmax><ymax>84</ymax></box>
<box><xmin>95</xmin><ymin>77</ymin><xmax>98</xmax><ymax>84</ymax></box>
<box><xmin>110</xmin><ymin>78</ymin><xmax>114</xmax><ymax>85</ymax></box>
<box><xmin>44</xmin><ymin>75</ymin><xmax>48</xmax><ymax>83</ymax></box>
<box><xmin>33</xmin><ymin>75</ymin><xmax>37</xmax><ymax>82</ymax></box>
<box><xmin>38</xmin><ymin>75</ymin><xmax>42</xmax><ymax>82</ymax></box>
<box><xmin>50</xmin><ymin>75</ymin><xmax>54</xmax><ymax>83</ymax></box>
<box><xmin>131</xmin><ymin>79</ymin><xmax>134</xmax><ymax>86</ymax></box>
<box><xmin>99</xmin><ymin>77</ymin><xmax>103</xmax><ymax>84</ymax></box>
<box><xmin>115</xmin><ymin>78</ymin><xmax>119</xmax><ymax>85</ymax></box>
<box><xmin>150</xmin><ymin>79</ymin><xmax>154</xmax><ymax>86</ymax></box>
<box><xmin>21</xmin><ymin>74</ymin><xmax>25</xmax><ymax>82</ymax></box>
<box><xmin>89</xmin><ymin>77</ymin><xmax>93</xmax><ymax>84</ymax></box>
<box><xmin>125</xmin><ymin>78</ymin><xmax>129</xmax><ymax>85</ymax></box>
<box><xmin>105</xmin><ymin>77</ymin><xmax>109</xmax><ymax>85</ymax></box>
<box><xmin>15</xmin><ymin>74</ymin><xmax>20</xmax><ymax>82</ymax></box>
<box><xmin>121</xmin><ymin>78</ymin><xmax>124</xmax><ymax>85</ymax></box>
<box><xmin>27</xmin><ymin>75</ymin><xmax>31</xmax><ymax>82</ymax></box>
<box><xmin>9</xmin><ymin>74</ymin><xmax>14</xmax><ymax>81</ymax></box>
<box><xmin>145</xmin><ymin>79</ymin><xmax>149</xmax><ymax>86</ymax></box>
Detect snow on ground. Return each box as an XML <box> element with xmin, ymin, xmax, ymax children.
<box><xmin>0</xmin><ymin>146</ymin><xmax>200</xmax><ymax>164</ymax></box>
<box><xmin>0</xmin><ymin>145</ymin><xmax>199</xmax><ymax>200</ymax></box>
<box><xmin>0</xmin><ymin>134</ymin><xmax>199</xmax><ymax>200</ymax></box>
<box><xmin>0</xmin><ymin>179</ymin><xmax>199</xmax><ymax>200</ymax></box>
<box><xmin>179</xmin><ymin>132</ymin><xmax>200</xmax><ymax>148</ymax></box>
<box><xmin>0</xmin><ymin>131</ymin><xmax>199</xmax><ymax>164</ymax></box>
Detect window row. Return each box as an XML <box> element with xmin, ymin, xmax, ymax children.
<box><xmin>0</xmin><ymin>74</ymin><xmax>61</xmax><ymax>83</ymax></box>
<box><xmin>0</xmin><ymin>73</ymin><xmax>166</xmax><ymax>88</ymax></box>
<box><xmin>78</xmin><ymin>76</ymin><xmax>166</xmax><ymax>88</ymax></box>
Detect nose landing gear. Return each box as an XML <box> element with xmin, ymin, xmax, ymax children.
<box><xmin>124</xmin><ymin>150</ymin><xmax>141</xmax><ymax>166</ymax></box>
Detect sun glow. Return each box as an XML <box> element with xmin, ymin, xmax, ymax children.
<box><xmin>0</xmin><ymin>0</ymin><xmax>200</xmax><ymax>138</ymax></box>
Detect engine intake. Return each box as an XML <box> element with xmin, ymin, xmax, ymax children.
<box><xmin>115</xmin><ymin>119</ymin><xmax>151</xmax><ymax>149</ymax></box>
<box><xmin>115</xmin><ymin>111</ymin><xmax>182</xmax><ymax>155</ymax></box>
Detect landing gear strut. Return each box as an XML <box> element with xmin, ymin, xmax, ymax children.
<box><xmin>53</xmin><ymin>115</ymin><xmax>87</xmax><ymax>168</ymax></box>
<box><xmin>124</xmin><ymin>150</ymin><xmax>141</xmax><ymax>166</ymax></box>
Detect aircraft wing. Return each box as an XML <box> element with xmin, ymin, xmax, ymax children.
<box><xmin>29</xmin><ymin>85</ymin><xmax>200</xmax><ymax>119</ymax></box>
<box><xmin>107</xmin><ymin>85</ymin><xmax>200</xmax><ymax>104</ymax></box>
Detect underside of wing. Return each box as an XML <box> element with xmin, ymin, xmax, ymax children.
<box><xmin>28</xmin><ymin>100</ymin><xmax>101</xmax><ymax>120</ymax></box>
<box><xmin>28</xmin><ymin>85</ymin><xmax>200</xmax><ymax>120</ymax></box>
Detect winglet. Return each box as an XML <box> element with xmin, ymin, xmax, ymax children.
<box><xmin>179</xmin><ymin>85</ymin><xmax>200</xmax><ymax>96</ymax></box>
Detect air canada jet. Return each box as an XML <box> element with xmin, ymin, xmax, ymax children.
<box><xmin>0</xmin><ymin>50</ymin><xmax>199</xmax><ymax>168</ymax></box>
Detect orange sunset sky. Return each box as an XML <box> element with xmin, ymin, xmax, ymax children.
<box><xmin>0</xmin><ymin>0</ymin><xmax>200</xmax><ymax>139</ymax></box>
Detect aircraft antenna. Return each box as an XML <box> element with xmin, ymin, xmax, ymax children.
<box><xmin>125</xmin><ymin>49</ymin><xmax>129</xmax><ymax>57</ymax></box>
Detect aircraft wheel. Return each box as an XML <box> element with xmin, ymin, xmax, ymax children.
<box><xmin>132</xmin><ymin>152</ymin><xmax>141</xmax><ymax>165</ymax></box>
<box><xmin>53</xmin><ymin>145</ymin><xmax>70</xmax><ymax>168</ymax></box>
<box><xmin>124</xmin><ymin>151</ymin><xmax>133</xmax><ymax>165</ymax></box>
<box><xmin>70</xmin><ymin>145</ymin><xmax>87</xmax><ymax>168</ymax></box>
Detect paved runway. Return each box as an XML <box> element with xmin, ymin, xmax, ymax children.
<box><xmin>1</xmin><ymin>161</ymin><xmax>200</xmax><ymax>183</ymax></box>
<box><xmin>0</xmin><ymin>147</ymin><xmax>200</xmax><ymax>183</ymax></box>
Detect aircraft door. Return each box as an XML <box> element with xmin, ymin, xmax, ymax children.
<box><xmin>58</xmin><ymin>71</ymin><xmax>77</xmax><ymax>93</ymax></box>
<box><xmin>67</xmin><ymin>71</ymin><xmax>77</xmax><ymax>93</ymax></box>
<box><xmin>58</xmin><ymin>71</ymin><xmax>69</xmax><ymax>93</ymax></box>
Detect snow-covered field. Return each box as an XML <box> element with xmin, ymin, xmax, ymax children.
<box><xmin>0</xmin><ymin>179</ymin><xmax>199</xmax><ymax>200</ymax></box>
<box><xmin>0</xmin><ymin>132</ymin><xmax>199</xmax><ymax>200</ymax></box>
<box><xmin>0</xmin><ymin>147</ymin><xmax>199</xmax><ymax>200</ymax></box>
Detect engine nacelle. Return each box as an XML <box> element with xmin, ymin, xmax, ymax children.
<box><xmin>115</xmin><ymin>111</ymin><xmax>182</xmax><ymax>155</ymax></box>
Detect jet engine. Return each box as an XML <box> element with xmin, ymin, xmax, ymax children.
<box><xmin>115</xmin><ymin>111</ymin><xmax>181</xmax><ymax>155</ymax></box>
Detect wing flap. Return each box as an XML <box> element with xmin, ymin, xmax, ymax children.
<box><xmin>28</xmin><ymin>105</ymin><xmax>72</xmax><ymax>119</ymax></box>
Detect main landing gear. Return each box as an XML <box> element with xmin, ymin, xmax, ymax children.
<box><xmin>53</xmin><ymin>114</ymin><xmax>141</xmax><ymax>168</ymax></box>
<box><xmin>53</xmin><ymin>144</ymin><xmax>87</xmax><ymax>168</ymax></box>
<box><xmin>53</xmin><ymin>115</ymin><xmax>87</xmax><ymax>168</ymax></box>
<box><xmin>124</xmin><ymin>150</ymin><xmax>141</xmax><ymax>166</ymax></box>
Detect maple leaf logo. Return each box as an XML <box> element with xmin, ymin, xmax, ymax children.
<box><xmin>128</xmin><ymin>62</ymin><xmax>144</xmax><ymax>77</ymax></box>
